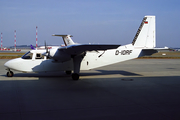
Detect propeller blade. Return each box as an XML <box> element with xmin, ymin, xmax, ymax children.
<box><xmin>45</xmin><ymin>41</ymin><xmax>48</xmax><ymax>53</ymax></box>
<box><xmin>44</xmin><ymin>41</ymin><xmax>50</xmax><ymax>58</ymax></box>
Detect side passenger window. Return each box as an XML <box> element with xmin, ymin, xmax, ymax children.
<box><xmin>36</xmin><ymin>53</ymin><xmax>43</xmax><ymax>59</ymax></box>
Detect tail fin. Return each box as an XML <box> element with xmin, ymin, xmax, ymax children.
<box><xmin>30</xmin><ymin>45</ymin><xmax>35</xmax><ymax>50</ymax></box>
<box><xmin>132</xmin><ymin>16</ymin><xmax>156</xmax><ymax>48</ymax></box>
<box><xmin>52</xmin><ymin>34</ymin><xmax>75</xmax><ymax>46</ymax></box>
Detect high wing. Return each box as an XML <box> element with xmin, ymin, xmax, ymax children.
<box><xmin>52</xmin><ymin>34</ymin><xmax>120</xmax><ymax>54</ymax></box>
<box><xmin>58</xmin><ymin>44</ymin><xmax>120</xmax><ymax>55</ymax></box>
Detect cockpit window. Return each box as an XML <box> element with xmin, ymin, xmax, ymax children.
<box><xmin>21</xmin><ymin>51</ymin><xmax>33</xmax><ymax>59</ymax></box>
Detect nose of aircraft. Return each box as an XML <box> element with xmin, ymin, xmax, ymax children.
<box><xmin>4</xmin><ymin>60</ymin><xmax>13</xmax><ymax>68</ymax></box>
<box><xmin>4</xmin><ymin>58</ymin><xmax>21</xmax><ymax>70</ymax></box>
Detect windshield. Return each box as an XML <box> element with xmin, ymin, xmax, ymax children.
<box><xmin>21</xmin><ymin>51</ymin><xmax>33</xmax><ymax>59</ymax></box>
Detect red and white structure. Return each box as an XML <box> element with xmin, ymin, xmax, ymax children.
<box><xmin>0</xmin><ymin>33</ymin><xmax>10</xmax><ymax>51</ymax></box>
<box><xmin>36</xmin><ymin>26</ymin><xmax>38</xmax><ymax>48</ymax></box>
<box><xmin>1</xmin><ymin>32</ymin><xmax>2</xmax><ymax>49</ymax></box>
<box><xmin>14</xmin><ymin>30</ymin><xmax>16</xmax><ymax>51</ymax></box>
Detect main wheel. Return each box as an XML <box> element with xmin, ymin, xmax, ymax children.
<box><xmin>65</xmin><ymin>71</ymin><xmax>72</xmax><ymax>75</ymax></box>
<box><xmin>72</xmin><ymin>73</ymin><xmax>79</xmax><ymax>80</ymax></box>
<box><xmin>7</xmin><ymin>71</ymin><xmax>14</xmax><ymax>77</ymax></box>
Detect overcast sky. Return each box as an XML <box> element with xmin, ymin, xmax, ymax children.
<box><xmin>0</xmin><ymin>0</ymin><xmax>180</xmax><ymax>47</ymax></box>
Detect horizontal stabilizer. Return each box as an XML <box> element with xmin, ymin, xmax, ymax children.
<box><xmin>139</xmin><ymin>47</ymin><xmax>170</xmax><ymax>57</ymax></box>
<box><xmin>52</xmin><ymin>34</ymin><xmax>73</xmax><ymax>37</ymax></box>
<box><xmin>52</xmin><ymin>34</ymin><xmax>75</xmax><ymax>46</ymax></box>
<box><xmin>142</xmin><ymin>47</ymin><xmax>170</xmax><ymax>51</ymax></box>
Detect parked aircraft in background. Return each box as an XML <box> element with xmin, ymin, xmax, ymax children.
<box><xmin>4</xmin><ymin>16</ymin><xmax>167</xmax><ymax>80</ymax></box>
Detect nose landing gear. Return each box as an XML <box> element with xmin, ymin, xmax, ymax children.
<box><xmin>6</xmin><ymin>69</ymin><xmax>14</xmax><ymax>77</ymax></box>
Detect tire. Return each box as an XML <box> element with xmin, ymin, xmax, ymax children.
<box><xmin>72</xmin><ymin>73</ymin><xmax>79</xmax><ymax>80</ymax></box>
<box><xmin>7</xmin><ymin>71</ymin><xmax>14</xmax><ymax>77</ymax></box>
<box><xmin>66</xmin><ymin>71</ymin><xmax>72</xmax><ymax>75</ymax></box>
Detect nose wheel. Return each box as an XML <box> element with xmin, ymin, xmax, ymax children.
<box><xmin>6</xmin><ymin>71</ymin><xmax>14</xmax><ymax>77</ymax></box>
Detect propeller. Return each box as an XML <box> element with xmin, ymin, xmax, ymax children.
<box><xmin>45</xmin><ymin>41</ymin><xmax>47</xmax><ymax>53</ymax></box>
<box><xmin>44</xmin><ymin>41</ymin><xmax>50</xmax><ymax>58</ymax></box>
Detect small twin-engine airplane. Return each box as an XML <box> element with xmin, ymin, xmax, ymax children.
<box><xmin>4</xmin><ymin>16</ymin><xmax>166</xmax><ymax>80</ymax></box>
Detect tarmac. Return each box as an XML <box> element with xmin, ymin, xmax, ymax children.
<box><xmin>0</xmin><ymin>59</ymin><xmax>180</xmax><ymax>120</ymax></box>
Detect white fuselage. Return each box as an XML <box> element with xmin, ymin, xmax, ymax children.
<box><xmin>4</xmin><ymin>44</ymin><xmax>142</xmax><ymax>73</ymax></box>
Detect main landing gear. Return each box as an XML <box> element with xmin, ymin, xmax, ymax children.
<box><xmin>71</xmin><ymin>54</ymin><xmax>84</xmax><ymax>81</ymax></box>
<box><xmin>72</xmin><ymin>73</ymin><xmax>79</xmax><ymax>80</ymax></box>
<box><xmin>6</xmin><ymin>69</ymin><xmax>14</xmax><ymax>77</ymax></box>
<box><xmin>65</xmin><ymin>71</ymin><xmax>72</xmax><ymax>75</ymax></box>
<box><xmin>65</xmin><ymin>53</ymin><xmax>84</xmax><ymax>81</ymax></box>
<box><xmin>65</xmin><ymin>71</ymin><xmax>79</xmax><ymax>80</ymax></box>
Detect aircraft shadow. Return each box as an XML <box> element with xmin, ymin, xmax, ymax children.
<box><xmin>1</xmin><ymin>71</ymin><xmax>67</xmax><ymax>78</ymax></box>
<box><xmin>80</xmin><ymin>70</ymin><xmax>141</xmax><ymax>76</ymax></box>
<box><xmin>1</xmin><ymin>70</ymin><xmax>141</xmax><ymax>78</ymax></box>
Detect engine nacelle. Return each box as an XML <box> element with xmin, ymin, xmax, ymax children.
<box><xmin>48</xmin><ymin>48</ymin><xmax>71</xmax><ymax>62</ymax></box>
